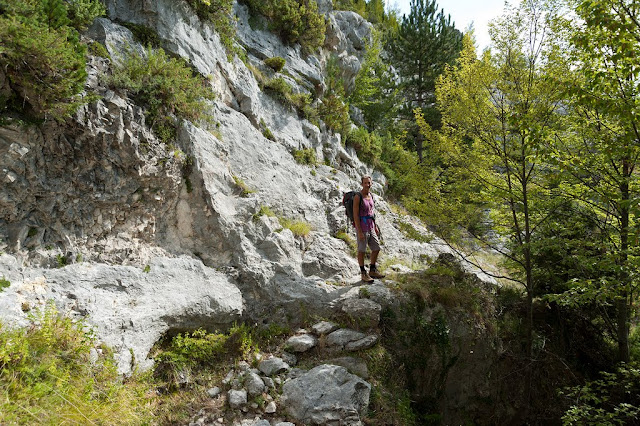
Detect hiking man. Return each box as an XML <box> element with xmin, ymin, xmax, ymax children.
<box><xmin>353</xmin><ymin>175</ymin><xmax>385</xmax><ymax>283</ymax></box>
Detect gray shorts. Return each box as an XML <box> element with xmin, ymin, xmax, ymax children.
<box><xmin>357</xmin><ymin>230</ymin><xmax>381</xmax><ymax>253</ymax></box>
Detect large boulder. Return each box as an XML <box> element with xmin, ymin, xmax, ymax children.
<box><xmin>281</xmin><ymin>364</ymin><xmax>371</xmax><ymax>425</ymax></box>
<box><xmin>0</xmin><ymin>254</ymin><xmax>242</xmax><ymax>374</ymax></box>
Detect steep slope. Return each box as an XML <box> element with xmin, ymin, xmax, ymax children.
<box><xmin>0</xmin><ymin>0</ymin><xmax>485</xmax><ymax>377</ymax></box>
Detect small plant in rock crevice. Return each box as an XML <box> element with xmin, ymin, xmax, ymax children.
<box><xmin>0</xmin><ymin>277</ymin><xmax>10</xmax><ymax>292</ymax></box>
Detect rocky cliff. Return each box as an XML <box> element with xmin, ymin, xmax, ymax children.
<box><xmin>0</xmin><ymin>1</ymin><xmax>499</xmax><ymax>422</ymax></box>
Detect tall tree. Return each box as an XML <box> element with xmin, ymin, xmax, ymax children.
<box><xmin>434</xmin><ymin>0</ymin><xmax>566</xmax><ymax>361</ymax></box>
<box><xmin>551</xmin><ymin>0</ymin><xmax>640</xmax><ymax>363</ymax></box>
<box><xmin>389</xmin><ymin>0</ymin><xmax>462</xmax><ymax>159</ymax></box>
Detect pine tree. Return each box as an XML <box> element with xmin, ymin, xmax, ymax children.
<box><xmin>389</xmin><ymin>0</ymin><xmax>462</xmax><ymax>157</ymax></box>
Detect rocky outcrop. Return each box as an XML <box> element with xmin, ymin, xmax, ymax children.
<box><xmin>0</xmin><ymin>254</ymin><xmax>242</xmax><ymax>373</ymax></box>
<box><xmin>0</xmin><ymin>0</ymin><xmax>491</xmax><ymax>380</ymax></box>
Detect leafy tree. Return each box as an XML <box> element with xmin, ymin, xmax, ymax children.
<box><xmin>550</xmin><ymin>0</ymin><xmax>640</xmax><ymax>363</ymax></box>
<box><xmin>434</xmin><ymin>0</ymin><xmax>567</xmax><ymax>358</ymax></box>
<box><xmin>389</xmin><ymin>0</ymin><xmax>462</xmax><ymax>159</ymax></box>
<box><xmin>349</xmin><ymin>29</ymin><xmax>400</xmax><ymax>132</ymax></box>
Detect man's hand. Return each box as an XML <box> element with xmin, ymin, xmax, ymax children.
<box><xmin>357</xmin><ymin>230</ymin><xmax>365</xmax><ymax>241</ymax></box>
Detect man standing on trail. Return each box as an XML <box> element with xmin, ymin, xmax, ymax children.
<box><xmin>354</xmin><ymin>175</ymin><xmax>385</xmax><ymax>283</ymax></box>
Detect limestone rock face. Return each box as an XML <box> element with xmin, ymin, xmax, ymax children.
<box><xmin>281</xmin><ymin>364</ymin><xmax>371</xmax><ymax>425</ymax></box>
<box><xmin>0</xmin><ymin>0</ymin><xmax>493</xmax><ymax>379</ymax></box>
<box><xmin>0</xmin><ymin>254</ymin><xmax>242</xmax><ymax>373</ymax></box>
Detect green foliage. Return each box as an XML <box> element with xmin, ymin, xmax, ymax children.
<box><xmin>293</xmin><ymin>147</ymin><xmax>318</xmax><ymax>165</ymax></box>
<box><xmin>153</xmin><ymin>325</ymin><xmax>259</xmax><ymax>388</ymax></box>
<box><xmin>389</xmin><ymin>0</ymin><xmax>462</xmax><ymax>139</ymax></box>
<box><xmin>253</xmin><ymin>205</ymin><xmax>276</xmax><ymax>221</ymax></box>
<box><xmin>56</xmin><ymin>254</ymin><xmax>67</xmax><ymax>268</ymax></box>
<box><xmin>336</xmin><ymin>230</ymin><xmax>357</xmax><ymax>256</ymax></box>
<box><xmin>155</xmin><ymin>329</ymin><xmax>228</xmax><ymax>372</ymax></box>
<box><xmin>264</xmin><ymin>76</ymin><xmax>293</xmax><ymax>102</ymax></box>
<box><xmin>119</xmin><ymin>21</ymin><xmax>162</xmax><ymax>48</ymax></box>
<box><xmin>143</xmin><ymin>265</ymin><xmax>151</xmax><ymax>273</ymax></box>
<box><xmin>346</xmin><ymin>126</ymin><xmax>383</xmax><ymax>164</ymax></box>
<box><xmin>0</xmin><ymin>277</ymin><xmax>9</xmax><ymax>292</ymax></box>
<box><xmin>561</xmin><ymin>363</ymin><xmax>640</xmax><ymax>425</ymax></box>
<box><xmin>278</xmin><ymin>216</ymin><xmax>312</xmax><ymax>237</ymax></box>
<box><xmin>0</xmin><ymin>304</ymin><xmax>152</xmax><ymax>424</ymax></box>
<box><xmin>109</xmin><ymin>46</ymin><xmax>215</xmax><ymax>143</ymax></box>
<box><xmin>317</xmin><ymin>94</ymin><xmax>351</xmax><ymax>135</ymax></box>
<box><xmin>264</xmin><ymin>56</ymin><xmax>286</xmax><ymax>72</ymax></box>
<box><xmin>397</xmin><ymin>220</ymin><xmax>431</xmax><ymax>243</ymax></box>
<box><xmin>65</xmin><ymin>0</ymin><xmax>106</xmax><ymax>30</ymax></box>
<box><xmin>87</xmin><ymin>40</ymin><xmax>110</xmax><ymax>58</ymax></box>
<box><xmin>184</xmin><ymin>0</ymin><xmax>237</xmax><ymax>54</ymax></box>
<box><xmin>232</xmin><ymin>175</ymin><xmax>254</xmax><ymax>196</ymax></box>
<box><xmin>263</xmin><ymin>77</ymin><xmax>316</xmax><ymax>120</ymax></box>
<box><xmin>362</xmin><ymin>346</ymin><xmax>419</xmax><ymax>425</ymax></box>
<box><xmin>242</xmin><ymin>0</ymin><xmax>326</xmax><ymax>53</ymax></box>
<box><xmin>0</xmin><ymin>0</ymin><xmax>104</xmax><ymax>120</ymax></box>
<box><xmin>350</xmin><ymin>29</ymin><xmax>400</xmax><ymax>131</ymax></box>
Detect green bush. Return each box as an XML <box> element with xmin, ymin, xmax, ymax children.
<box><xmin>279</xmin><ymin>217</ymin><xmax>312</xmax><ymax>237</ymax></box>
<box><xmin>0</xmin><ymin>277</ymin><xmax>9</xmax><ymax>292</ymax></box>
<box><xmin>293</xmin><ymin>147</ymin><xmax>318</xmax><ymax>165</ymax></box>
<box><xmin>264</xmin><ymin>76</ymin><xmax>293</xmax><ymax>102</ymax></box>
<box><xmin>397</xmin><ymin>220</ymin><xmax>432</xmax><ymax>243</ymax></box>
<box><xmin>242</xmin><ymin>0</ymin><xmax>325</xmax><ymax>53</ymax></box>
<box><xmin>184</xmin><ymin>0</ymin><xmax>237</xmax><ymax>55</ymax></box>
<box><xmin>264</xmin><ymin>56</ymin><xmax>286</xmax><ymax>72</ymax></box>
<box><xmin>0</xmin><ymin>304</ymin><xmax>152</xmax><ymax>424</ymax></box>
<box><xmin>65</xmin><ymin>0</ymin><xmax>106</xmax><ymax>30</ymax></box>
<box><xmin>0</xmin><ymin>0</ymin><xmax>104</xmax><ymax>120</ymax></box>
<box><xmin>346</xmin><ymin>126</ymin><xmax>383</xmax><ymax>164</ymax></box>
<box><xmin>119</xmin><ymin>21</ymin><xmax>162</xmax><ymax>48</ymax></box>
<box><xmin>253</xmin><ymin>205</ymin><xmax>276</xmax><ymax>221</ymax></box>
<box><xmin>317</xmin><ymin>94</ymin><xmax>351</xmax><ymax>136</ymax></box>
<box><xmin>109</xmin><ymin>46</ymin><xmax>215</xmax><ymax>142</ymax></box>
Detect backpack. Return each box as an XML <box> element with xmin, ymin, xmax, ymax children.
<box><xmin>342</xmin><ymin>191</ymin><xmax>374</xmax><ymax>227</ymax></box>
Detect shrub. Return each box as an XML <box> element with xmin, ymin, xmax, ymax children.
<box><xmin>242</xmin><ymin>0</ymin><xmax>325</xmax><ymax>53</ymax></box>
<box><xmin>346</xmin><ymin>126</ymin><xmax>383</xmax><ymax>164</ymax></box>
<box><xmin>293</xmin><ymin>148</ymin><xmax>318</xmax><ymax>165</ymax></box>
<box><xmin>561</xmin><ymin>363</ymin><xmax>640</xmax><ymax>425</ymax></box>
<box><xmin>317</xmin><ymin>94</ymin><xmax>351</xmax><ymax>136</ymax></box>
<box><xmin>264</xmin><ymin>56</ymin><xmax>286</xmax><ymax>72</ymax></box>
<box><xmin>253</xmin><ymin>205</ymin><xmax>276</xmax><ymax>221</ymax></box>
<box><xmin>184</xmin><ymin>0</ymin><xmax>237</xmax><ymax>55</ymax></box>
<box><xmin>279</xmin><ymin>217</ymin><xmax>312</xmax><ymax>237</ymax></box>
<box><xmin>0</xmin><ymin>304</ymin><xmax>152</xmax><ymax>424</ymax></box>
<box><xmin>119</xmin><ymin>21</ymin><xmax>162</xmax><ymax>48</ymax></box>
<box><xmin>0</xmin><ymin>0</ymin><xmax>104</xmax><ymax>120</ymax></box>
<box><xmin>0</xmin><ymin>277</ymin><xmax>9</xmax><ymax>292</ymax></box>
<box><xmin>336</xmin><ymin>230</ymin><xmax>357</xmax><ymax>256</ymax></box>
<box><xmin>109</xmin><ymin>46</ymin><xmax>215</xmax><ymax>142</ymax></box>
<box><xmin>232</xmin><ymin>175</ymin><xmax>254</xmax><ymax>196</ymax></box>
<box><xmin>264</xmin><ymin>76</ymin><xmax>293</xmax><ymax>102</ymax></box>
<box><xmin>397</xmin><ymin>220</ymin><xmax>432</xmax><ymax>243</ymax></box>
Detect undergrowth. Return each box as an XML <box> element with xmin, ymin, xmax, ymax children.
<box><xmin>0</xmin><ymin>303</ymin><xmax>153</xmax><ymax>424</ymax></box>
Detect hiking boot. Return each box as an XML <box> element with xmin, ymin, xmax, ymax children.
<box><xmin>361</xmin><ymin>271</ymin><xmax>374</xmax><ymax>283</ymax></box>
<box><xmin>369</xmin><ymin>269</ymin><xmax>385</xmax><ymax>279</ymax></box>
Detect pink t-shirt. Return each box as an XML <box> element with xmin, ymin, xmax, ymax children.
<box><xmin>359</xmin><ymin>195</ymin><xmax>375</xmax><ymax>232</ymax></box>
